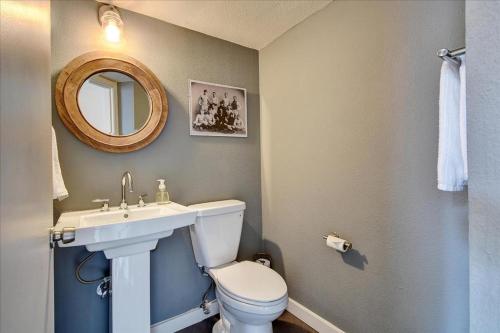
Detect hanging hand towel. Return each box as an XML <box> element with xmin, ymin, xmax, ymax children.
<box><xmin>437</xmin><ymin>57</ymin><xmax>467</xmax><ymax>191</ymax></box>
<box><xmin>458</xmin><ymin>56</ymin><xmax>467</xmax><ymax>182</ymax></box>
<box><xmin>52</xmin><ymin>127</ymin><xmax>68</xmax><ymax>200</ymax></box>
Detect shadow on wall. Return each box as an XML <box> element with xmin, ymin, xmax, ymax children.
<box><xmin>341</xmin><ymin>248</ymin><xmax>368</xmax><ymax>271</ymax></box>
<box><xmin>238</xmin><ymin>217</ymin><xmax>263</xmax><ymax>259</ymax></box>
<box><xmin>262</xmin><ymin>239</ymin><xmax>286</xmax><ymax>279</ymax></box>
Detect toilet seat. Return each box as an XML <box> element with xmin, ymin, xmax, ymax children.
<box><xmin>209</xmin><ymin>261</ymin><xmax>288</xmax><ymax>305</ymax></box>
<box><xmin>216</xmin><ymin>286</ymin><xmax>288</xmax><ymax>316</ymax></box>
<box><xmin>218</xmin><ymin>283</ymin><xmax>288</xmax><ymax>308</ymax></box>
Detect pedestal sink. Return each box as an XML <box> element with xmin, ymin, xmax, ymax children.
<box><xmin>54</xmin><ymin>203</ymin><xmax>197</xmax><ymax>333</ymax></box>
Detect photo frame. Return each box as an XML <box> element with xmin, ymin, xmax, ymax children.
<box><xmin>189</xmin><ymin>80</ymin><xmax>247</xmax><ymax>137</ymax></box>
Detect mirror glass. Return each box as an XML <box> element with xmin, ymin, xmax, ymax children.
<box><xmin>78</xmin><ymin>71</ymin><xmax>151</xmax><ymax>136</ymax></box>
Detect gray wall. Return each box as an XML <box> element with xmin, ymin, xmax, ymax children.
<box><xmin>51</xmin><ymin>1</ymin><xmax>260</xmax><ymax>332</ymax></box>
<box><xmin>467</xmin><ymin>1</ymin><xmax>500</xmax><ymax>331</ymax></box>
<box><xmin>1</xmin><ymin>1</ymin><xmax>53</xmax><ymax>332</ymax></box>
<box><xmin>260</xmin><ymin>1</ymin><xmax>468</xmax><ymax>332</ymax></box>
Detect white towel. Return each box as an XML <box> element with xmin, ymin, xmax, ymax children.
<box><xmin>459</xmin><ymin>56</ymin><xmax>467</xmax><ymax>181</ymax></box>
<box><xmin>437</xmin><ymin>56</ymin><xmax>467</xmax><ymax>191</ymax></box>
<box><xmin>52</xmin><ymin>127</ymin><xmax>68</xmax><ymax>200</ymax></box>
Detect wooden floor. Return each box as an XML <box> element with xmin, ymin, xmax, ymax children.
<box><xmin>273</xmin><ymin>311</ymin><xmax>317</xmax><ymax>333</ymax></box>
<box><xmin>178</xmin><ymin>310</ymin><xmax>317</xmax><ymax>333</ymax></box>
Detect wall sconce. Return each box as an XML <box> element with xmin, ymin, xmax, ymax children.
<box><xmin>98</xmin><ymin>4</ymin><xmax>123</xmax><ymax>43</ymax></box>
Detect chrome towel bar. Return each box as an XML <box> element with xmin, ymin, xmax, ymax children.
<box><xmin>437</xmin><ymin>47</ymin><xmax>465</xmax><ymax>66</ymax></box>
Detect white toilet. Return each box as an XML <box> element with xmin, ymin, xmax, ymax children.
<box><xmin>189</xmin><ymin>200</ymin><xmax>288</xmax><ymax>333</ymax></box>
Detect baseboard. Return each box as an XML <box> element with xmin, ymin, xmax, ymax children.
<box><xmin>150</xmin><ymin>297</ymin><xmax>342</xmax><ymax>333</ymax></box>
<box><xmin>151</xmin><ymin>300</ymin><xmax>219</xmax><ymax>333</ymax></box>
<box><xmin>287</xmin><ymin>298</ymin><xmax>345</xmax><ymax>333</ymax></box>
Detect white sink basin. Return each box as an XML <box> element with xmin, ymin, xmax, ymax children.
<box><xmin>54</xmin><ymin>202</ymin><xmax>198</xmax><ymax>333</ymax></box>
<box><xmin>55</xmin><ymin>202</ymin><xmax>196</xmax><ymax>256</ymax></box>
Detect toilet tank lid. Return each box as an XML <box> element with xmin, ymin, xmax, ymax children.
<box><xmin>189</xmin><ymin>200</ymin><xmax>246</xmax><ymax>217</ymax></box>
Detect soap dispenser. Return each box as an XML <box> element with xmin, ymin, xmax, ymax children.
<box><xmin>155</xmin><ymin>179</ymin><xmax>170</xmax><ymax>204</ymax></box>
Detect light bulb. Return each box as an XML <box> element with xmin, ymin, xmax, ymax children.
<box><xmin>99</xmin><ymin>5</ymin><xmax>123</xmax><ymax>44</ymax></box>
<box><xmin>104</xmin><ymin>20</ymin><xmax>121</xmax><ymax>43</ymax></box>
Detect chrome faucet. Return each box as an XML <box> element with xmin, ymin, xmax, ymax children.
<box><xmin>120</xmin><ymin>171</ymin><xmax>134</xmax><ymax>209</ymax></box>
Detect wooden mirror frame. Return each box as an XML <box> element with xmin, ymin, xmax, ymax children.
<box><xmin>55</xmin><ymin>51</ymin><xmax>168</xmax><ymax>153</ymax></box>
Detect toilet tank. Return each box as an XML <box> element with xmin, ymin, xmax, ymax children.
<box><xmin>188</xmin><ymin>200</ymin><xmax>246</xmax><ymax>268</ymax></box>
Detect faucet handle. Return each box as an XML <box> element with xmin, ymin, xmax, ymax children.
<box><xmin>138</xmin><ymin>194</ymin><xmax>147</xmax><ymax>207</ymax></box>
<box><xmin>92</xmin><ymin>198</ymin><xmax>110</xmax><ymax>211</ymax></box>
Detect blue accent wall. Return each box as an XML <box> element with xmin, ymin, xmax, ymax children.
<box><xmin>52</xmin><ymin>1</ymin><xmax>261</xmax><ymax>332</ymax></box>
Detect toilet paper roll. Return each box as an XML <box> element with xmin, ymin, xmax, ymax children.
<box><xmin>326</xmin><ymin>235</ymin><xmax>349</xmax><ymax>253</ymax></box>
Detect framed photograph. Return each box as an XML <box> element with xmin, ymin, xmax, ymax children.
<box><xmin>189</xmin><ymin>80</ymin><xmax>247</xmax><ymax>137</ymax></box>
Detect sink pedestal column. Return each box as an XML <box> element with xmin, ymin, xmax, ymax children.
<box><xmin>104</xmin><ymin>240</ymin><xmax>159</xmax><ymax>333</ymax></box>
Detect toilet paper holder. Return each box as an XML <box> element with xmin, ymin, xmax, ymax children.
<box><xmin>322</xmin><ymin>232</ymin><xmax>353</xmax><ymax>252</ymax></box>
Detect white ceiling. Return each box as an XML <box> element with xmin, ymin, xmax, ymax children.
<box><xmin>101</xmin><ymin>0</ymin><xmax>332</xmax><ymax>50</ymax></box>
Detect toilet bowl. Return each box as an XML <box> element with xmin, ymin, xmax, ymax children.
<box><xmin>209</xmin><ymin>261</ymin><xmax>288</xmax><ymax>333</ymax></box>
<box><xmin>188</xmin><ymin>200</ymin><xmax>289</xmax><ymax>333</ymax></box>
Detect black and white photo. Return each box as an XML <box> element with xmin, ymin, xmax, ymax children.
<box><xmin>189</xmin><ymin>80</ymin><xmax>247</xmax><ymax>137</ymax></box>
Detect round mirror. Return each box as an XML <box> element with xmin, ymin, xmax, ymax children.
<box><xmin>55</xmin><ymin>52</ymin><xmax>168</xmax><ymax>153</ymax></box>
<box><xmin>78</xmin><ymin>71</ymin><xmax>151</xmax><ymax>136</ymax></box>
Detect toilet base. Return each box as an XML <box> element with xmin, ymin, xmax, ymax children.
<box><xmin>212</xmin><ymin>319</ymin><xmax>225</xmax><ymax>333</ymax></box>
<box><xmin>212</xmin><ymin>301</ymin><xmax>274</xmax><ymax>333</ymax></box>
<box><xmin>212</xmin><ymin>318</ymin><xmax>272</xmax><ymax>333</ymax></box>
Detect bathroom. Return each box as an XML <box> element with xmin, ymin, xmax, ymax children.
<box><xmin>0</xmin><ymin>0</ymin><xmax>499</xmax><ymax>332</ymax></box>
